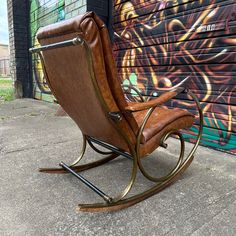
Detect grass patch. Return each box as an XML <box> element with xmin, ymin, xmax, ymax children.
<box><xmin>0</xmin><ymin>77</ymin><xmax>14</xmax><ymax>102</ymax></box>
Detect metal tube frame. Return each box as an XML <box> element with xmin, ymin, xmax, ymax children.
<box><xmin>87</xmin><ymin>137</ymin><xmax>133</xmax><ymax>160</ymax></box>
<box><xmin>30</xmin><ymin>36</ymin><xmax>203</xmax><ymax>212</ymax></box>
<box><xmin>59</xmin><ymin>161</ymin><xmax>112</xmax><ymax>203</ymax></box>
<box><xmin>29</xmin><ymin>37</ymin><xmax>83</xmax><ymax>53</ymax></box>
<box><xmin>87</xmin><ymin>138</ymin><xmax>113</xmax><ymax>155</ymax></box>
<box><xmin>121</xmin><ymin>84</ymin><xmax>145</xmax><ymax>102</ymax></box>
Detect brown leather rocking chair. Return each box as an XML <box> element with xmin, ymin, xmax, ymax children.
<box><xmin>30</xmin><ymin>12</ymin><xmax>203</xmax><ymax>213</ymax></box>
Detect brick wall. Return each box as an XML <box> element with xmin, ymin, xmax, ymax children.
<box><xmin>7</xmin><ymin>0</ymin><xmax>32</xmax><ymax>98</ymax></box>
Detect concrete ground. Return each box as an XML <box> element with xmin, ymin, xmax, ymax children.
<box><xmin>0</xmin><ymin>99</ymin><xmax>235</xmax><ymax>236</ymax></box>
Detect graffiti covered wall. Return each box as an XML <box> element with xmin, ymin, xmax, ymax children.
<box><xmin>30</xmin><ymin>0</ymin><xmax>87</xmax><ymax>102</ymax></box>
<box><xmin>113</xmin><ymin>0</ymin><xmax>236</xmax><ymax>154</ymax></box>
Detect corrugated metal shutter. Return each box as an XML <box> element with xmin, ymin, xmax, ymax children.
<box><xmin>113</xmin><ymin>0</ymin><xmax>236</xmax><ymax>154</ymax></box>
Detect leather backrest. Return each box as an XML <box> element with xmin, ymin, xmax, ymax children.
<box><xmin>37</xmin><ymin>12</ymin><xmax>136</xmax><ymax>150</ymax></box>
<box><xmin>92</xmin><ymin>13</ymin><xmax>140</xmax><ymax>134</ymax></box>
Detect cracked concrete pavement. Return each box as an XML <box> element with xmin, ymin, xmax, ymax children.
<box><xmin>0</xmin><ymin>99</ymin><xmax>235</xmax><ymax>236</ymax></box>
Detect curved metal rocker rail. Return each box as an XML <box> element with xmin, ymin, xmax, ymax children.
<box><xmin>31</xmin><ymin>37</ymin><xmax>203</xmax><ymax>213</ymax></box>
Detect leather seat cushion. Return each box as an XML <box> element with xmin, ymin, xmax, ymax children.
<box><xmin>133</xmin><ymin>107</ymin><xmax>194</xmax><ymax>144</ymax></box>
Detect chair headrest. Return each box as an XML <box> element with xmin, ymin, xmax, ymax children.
<box><xmin>37</xmin><ymin>11</ymin><xmax>105</xmax><ymax>40</ymax></box>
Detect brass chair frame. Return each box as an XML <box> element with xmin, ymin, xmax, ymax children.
<box><xmin>30</xmin><ymin>36</ymin><xmax>203</xmax><ymax>213</ymax></box>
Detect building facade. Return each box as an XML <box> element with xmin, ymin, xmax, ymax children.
<box><xmin>0</xmin><ymin>44</ymin><xmax>10</xmax><ymax>76</ymax></box>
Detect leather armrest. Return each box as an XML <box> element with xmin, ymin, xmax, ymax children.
<box><xmin>123</xmin><ymin>87</ymin><xmax>185</xmax><ymax>112</ymax></box>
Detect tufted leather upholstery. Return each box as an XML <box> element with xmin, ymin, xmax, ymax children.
<box><xmin>37</xmin><ymin>12</ymin><xmax>194</xmax><ymax>157</ymax></box>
